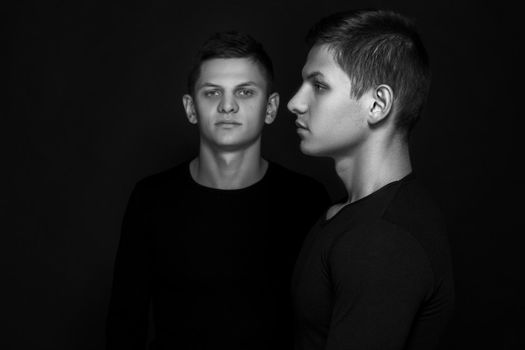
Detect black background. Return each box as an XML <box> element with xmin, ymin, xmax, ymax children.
<box><xmin>4</xmin><ymin>0</ymin><xmax>523</xmax><ymax>349</ymax></box>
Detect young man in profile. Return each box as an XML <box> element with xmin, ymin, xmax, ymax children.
<box><xmin>288</xmin><ymin>10</ymin><xmax>454</xmax><ymax>350</ymax></box>
<box><xmin>105</xmin><ymin>31</ymin><xmax>330</xmax><ymax>349</ymax></box>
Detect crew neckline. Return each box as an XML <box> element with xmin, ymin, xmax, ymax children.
<box><xmin>185</xmin><ymin>160</ymin><xmax>272</xmax><ymax>193</ymax></box>
<box><xmin>321</xmin><ymin>172</ymin><xmax>414</xmax><ymax>225</ymax></box>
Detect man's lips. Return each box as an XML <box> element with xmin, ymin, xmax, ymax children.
<box><xmin>215</xmin><ymin>121</ymin><xmax>242</xmax><ymax>126</ymax></box>
<box><xmin>295</xmin><ymin>120</ymin><xmax>309</xmax><ymax>130</ymax></box>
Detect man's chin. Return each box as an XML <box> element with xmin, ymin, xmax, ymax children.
<box><xmin>300</xmin><ymin>142</ymin><xmax>331</xmax><ymax>158</ymax></box>
<box><xmin>299</xmin><ymin>142</ymin><xmax>317</xmax><ymax>156</ymax></box>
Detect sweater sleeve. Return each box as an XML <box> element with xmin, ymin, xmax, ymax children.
<box><xmin>106</xmin><ymin>183</ymin><xmax>153</xmax><ymax>350</ymax></box>
<box><xmin>325</xmin><ymin>223</ymin><xmax>434</xmax><ymax>350</ymax></box>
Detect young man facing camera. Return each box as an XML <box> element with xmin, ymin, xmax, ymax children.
<box><xmin>106</xmin><ymin>31</ymin><xmax>330</xmax><ymax>350</ymax></box>
<box><xmin>288</xmin><ymin>10</ymin><xmax>454</xmax><ymax>350</ymax></box>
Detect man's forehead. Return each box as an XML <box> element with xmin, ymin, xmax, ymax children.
<box><xmin>301</xmin><ymin>44</ymin><xmax>336</xmax><ymax>77</ymax></box>
<box><xmin>198</xmin><ymin>58</ymin><xmax>266</xmax><ymax>86</ymax></box>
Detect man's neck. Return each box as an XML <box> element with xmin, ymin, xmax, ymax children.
<box><xmin>190</xmin><ymin>141</ymin><xmax>267</xmax><ymax>190</ymax></box>
<box><xmin>334</xmin><ymin>136</ymin><xmax>412</xmax><ymax>205</ymax></box>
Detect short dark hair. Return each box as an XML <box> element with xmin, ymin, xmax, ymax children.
<box><xmin>306</xmin><ymin>9</ymin><xmax>431</xmax><ymax>136</ymax></box>
<box><xmin>187</xmin><ymin>31</ymin><xmax>274</xmax><ymax>96</ymax></box>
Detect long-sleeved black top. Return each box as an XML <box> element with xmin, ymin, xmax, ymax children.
<box><xmin>106</xmin><ymin>160</ymin><xmax>330</xmax><ymax>350</ymax></box>
<box><xmin>292</xmin><ymin>173</ymin><xmax>454</xmax><ymax>350</ymax></box>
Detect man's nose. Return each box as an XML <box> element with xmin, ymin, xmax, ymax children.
<box><xmin>218</xmin><ymin>94</ymin><xmax>239</xmax><ymax>114</ymax></box>
<box><xmin>287</xmin><ymin>89</ymin><xmax>307</xmax><ymax>115</ymax></box>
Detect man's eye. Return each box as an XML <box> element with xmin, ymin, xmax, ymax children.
<box><xmin>237</xmin><ymin>89</ymin><xmax>255</xmax><ymax>97</ymax></box>
<box><xmin>204</xmin><ymin>90</ymin><xmax>221</xmax><ymax>97</ymax></box>
<box><xmin>313</xmin><ymin>81</ymin><xmax>327</xmax><ymax>92</ymax></box>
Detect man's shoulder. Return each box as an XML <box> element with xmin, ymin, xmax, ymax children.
<box><xmin>134</xmin><ymin>160</ymin><xmax>191</xmax><ymax>194</ymax></box>
<box><xmin>266</xmin><ymin>161</ymin><xmax>331</xmax><ymax>212</ymax></box>
<box><xmin>266</xmin><ymin>160</ymin><xmax>330</xmax><ymax>225</ymax></box>
<box><xmin>383</xmin><ymin>175</ymin><xmax>446</xmax><ymax>232</ymax></box>
<box><xmin>268</xmin><ymin>161</ymin><xmax>325</xmax><ymax>189</ymax></box>
<box><xmin>380</xmin><ymin>175</ymin><xmax>452</xmax><ymax>278</ymax></box>
<box><xmin>327</xmin><ymin>174</ymin><xmax>449</xmax><ymax>275</ymax></box>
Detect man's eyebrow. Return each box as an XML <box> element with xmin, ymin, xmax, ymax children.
<box><xmin>198</xmin><ymin>82</ymin><xmax>222</xmax><ymax>89</ymax></box>
<box><xmin>236</xmin><ymin>81</ymin><xmax>262</xmax><ymax>88</ymax></box>
<box><xmin>303</xmin><ymin>71</ymin><xmax>324</xmax><ymax>80</ymax></box>
<box><xmin>197</xmin><ymin>81</ymin><xmax>262</xmax><ymax>89</ymax></box>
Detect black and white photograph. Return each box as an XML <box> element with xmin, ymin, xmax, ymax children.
<box><xmin>4</xmin><ymin>0</ymin><xmax>522</xmax><ymax>349</ymax></box>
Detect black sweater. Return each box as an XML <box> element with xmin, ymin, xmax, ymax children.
<box><xmin>106</xmin><ymin>160</ymin><xmax>330</xmax><ymax>350</ymax></box>
<box><xmin>292</xmin><ymin>173</ymin><xmax>454</xmax><ymax>350</ymax></box>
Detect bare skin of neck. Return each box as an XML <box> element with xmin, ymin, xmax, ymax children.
<box><xmin>190</xmin><ymin>138</ymin><xmax>267</xmax><ymax>190</ymax></box>
<box><xmin>326</xmin><ymin>133</ymin><xmax>412</xmax><ymax>220</ymax></box>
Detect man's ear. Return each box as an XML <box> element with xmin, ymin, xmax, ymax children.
<box><xmin>368</xmin><ymin>84</ymin><xmax>394</xmax><ymax>126</ymax></box>
<box><xmin>182</xmin><ymin>94</ymin><xmax>198</xmax><ymax>124</ymax></box>
<box><xmin>264</xmin><ymin>92</ymin><xmax>280</xmax><ymax>124</ymax></box>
